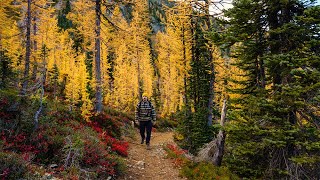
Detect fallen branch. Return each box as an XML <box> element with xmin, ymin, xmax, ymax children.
<box><xmin>196</xmin><ymin>99</ymin><xmax>227</xmax><ymax>166</ymax></box>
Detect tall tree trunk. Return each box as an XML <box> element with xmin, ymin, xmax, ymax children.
<box><xmin>0</xmin><ymin>31</ymin><xmax>4</xmax><ymax>88</ymax></box>
<box><xmin>192</xmin><ymin>26</ymin><xmax>199</xmax><ymax>112</ymax></box>
<box><xmin>0</xmin><ymin>32</ymin><xmax>8</xmax><ymax>89</ymax></box>
<box><xmin>53</xmin><ymin>48</ymin><xmax>57</xmax><ymax>100</ymax></box>
<box><xmin>94</xmin><ymin>0</ymin><xmax>103</xmax><ymax>113</ymax></box>
<box><xmin>258</xmin><ymin>30</ymin><xmax>266</xmax><ymax>88</ymax></box>
<box><xmin>268</xmin><ymin>6</ymin><xmax>281</xmax><ymax>86</ymax></box>
<box><xmin>137</xmin><ymin>50</ymin><xmax>142</xmax><ymax>99</ymax></box>
<box><xmin>32</xmin><ymin>16</ymin><xmax>38</xmax><ymax>80</ymax></box>
<box><xmin>34</xmin><ymin>46</ymin><xmax>47</xmax><ymax>130</ymax></box>
<box><xmin>21</xmin><ymin>0</ymin><xmax>32</xmax><ymax>95</ymax></box>
<box><xmin>259</xmin><ymin>58</ymin><xmax>266</xmax><ymax>88</ymax></box>
<box><xmin>207</xmin><ymin>63</ymin><xmax>214</xmax><ymax>126</ymax></box>
<box><xmin>182</xmin><ymin>24</ymin><xmax>189</xmax><ymax>112</ymax></box>
<box><xmin>204</xmin><ymin>0</ymin><xmax>214</xmax><ymax>126</ymax></box>
<box><xmin>134</xmin><ymin>21</ymin><xmax>142</xmax><ymax>100</ymax></box>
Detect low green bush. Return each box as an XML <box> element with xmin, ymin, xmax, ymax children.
<box><xmin>181</xmin><ymin>162</ymin><xmax>240</xmax><ymax>180</ymax></box>
<box><xmin>156</xmin><ymin>117</ymin><xmax>179</xmax><ymax>131</ymax></box>
<box><xmin>164</xmin><ymin>143</ymin><xmax>239</xmax><ymax>180</ymax></box>
<box><xmin>0</xmin><ymin>152</ymin><xmax>28</xmax><ymax>179</ymax></box>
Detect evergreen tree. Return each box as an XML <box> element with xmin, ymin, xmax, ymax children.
<box><xmin>57</xmin><ymin>0</ymin><xmax>73</xmax><ymax>30</ymax></box>
<box><xmin>174</xmin><ymin>1</ymin><xmax>217</xmax><ymax>153</ymax></box>
<box><xmin>221</xmin><ymin>0</ymin><xmax>320</xmax><ymax>178</ymax></box>
<box><xmin>48</xmin><ymin>63</ymin><xmax>59</xmax><ymax>97</ymax></box>
<box><xmin>79</xmin><ymin>53</ymin><xmax>93</xmax><ymax>120</ymax></box>
<box><xmin>94</xmin><ymin>0</ymin><xmax>103</xmax><ymax>113</ymax></box>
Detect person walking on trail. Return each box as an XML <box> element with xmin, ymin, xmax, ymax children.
<box><xmin>135</xmin><ymin>93</ymin><xmax>156</xmax><ymax>150</ymax></box>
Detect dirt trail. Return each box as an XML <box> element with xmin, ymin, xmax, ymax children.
<box><xmin>120</xmin><ymin>130</ymin><xmax>186</xmax><ymax>180</ymax></box>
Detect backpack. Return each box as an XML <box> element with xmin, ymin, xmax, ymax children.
<box><xmin>138</xmin><ymin>100</ymin><xmax>153</xmax><ymax>117</ymax></box>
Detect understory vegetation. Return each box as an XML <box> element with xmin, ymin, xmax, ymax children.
<box><xmin>0</xmin><ymin>90</ymin><xmax>130</xmax><ymax>179</ymax></box>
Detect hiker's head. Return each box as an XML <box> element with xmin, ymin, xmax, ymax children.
<box><xmin>142</xmin><ymin>93</ymin><xmax>148</xmax><ymax>101</ymax></box>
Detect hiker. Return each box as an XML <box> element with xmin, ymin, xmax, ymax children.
<box><xmin>135</xmin><ymin>93</ymin><xmax>156</xmax><ymax>149</ymax></box>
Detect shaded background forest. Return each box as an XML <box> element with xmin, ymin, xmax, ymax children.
<box><xmin>1</xmin><ymin>0</ymin><xmax>320</xmax><ymax>179</ymax></box>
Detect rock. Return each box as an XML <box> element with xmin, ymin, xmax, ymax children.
<box><xmin>44</xmin><ymin>173</ymin><xmax>53</xmax><ymax>179</ymax></box>
<box><xmin>50</xmin><ymin>164</ymin><xmax>58</xmax><ymax>168</ymax></box>
<box><xmin>135</xmin><ymin>161</ymin><xmax>145</xmax><ymax>169</ymax></box>
<box><xmin>107</xmin><ymin>176</ymin><xmax>112</xmax><ymax>180</ymax></box>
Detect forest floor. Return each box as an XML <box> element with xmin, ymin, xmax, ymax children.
<box><xmin>119</xmin><ymin>130</ymin><xmax>187</xmax><ymax>180</ymax></box>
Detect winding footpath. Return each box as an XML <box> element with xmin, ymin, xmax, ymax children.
<box><xmin>120</xmin><ymin>131</ymin><xmax>187</xmax><ymax>180</ymax></box>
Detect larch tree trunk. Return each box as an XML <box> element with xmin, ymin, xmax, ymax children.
<box><xmin>32</xmin><ymin>16</ymin><xmax>37</xmax><ymax>80</ymax></box>
<box><xmin>53</xmin><ymin>48</ymin><xmax>57</xmax><ymax>100</ymax></box>
<box><xmin>34</xmin><ymin>45</ymin><xmax>48</xmax><ymax>130</ymax></box>
<box><xmin>94</xmin><ymin>0</ymin><xmax>103</xmax><ymax>113</ymax></box>
<box><xmin>134</xmin><ymin>22</ymin><xmax>142</xmax><ymax>100</ymax></box>
<box><xmin>21</xmin><ymin>0</ymin><xmax>32</xmax><ymax>95</ymax></box>
<box><xmin>0</xmin><ymin>31</ymin><xmax>4</xmax><ymax>88</ymax></box>
<box><xmin>137</xmin><ymin>50</ymin><xmax>142</xmax><ymax>99</ymax></box>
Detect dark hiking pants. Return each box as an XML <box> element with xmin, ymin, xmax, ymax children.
<box><xmin>139</xmin><ymin>120</ymin><xmax>152</xmax><ymax>144</ymax></box>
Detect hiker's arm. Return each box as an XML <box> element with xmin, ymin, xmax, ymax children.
<box><xmin>135</xmin><ymin>103</ymin><xmax>139</xmax><ymax>123</ymax></box>
<box><xmin>151</xmin><ymin>104</ymin><xmax>156</xmax><ymax>122</ymax></box>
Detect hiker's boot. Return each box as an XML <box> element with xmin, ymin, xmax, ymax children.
<box><xmin>141</xmin><ymin>138</ymin><xmax>145</xmax><ymax>144</ymax></box>
<box><xmin>146</xmin><ymin>143</ymin><xmax>151</xmax><ymax>150</ymax></box>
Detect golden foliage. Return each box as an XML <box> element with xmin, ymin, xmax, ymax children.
<box><xmin>155</xmin><ymin>1</ymin><xmax>192</xmax><ymax>116</ymax></box>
